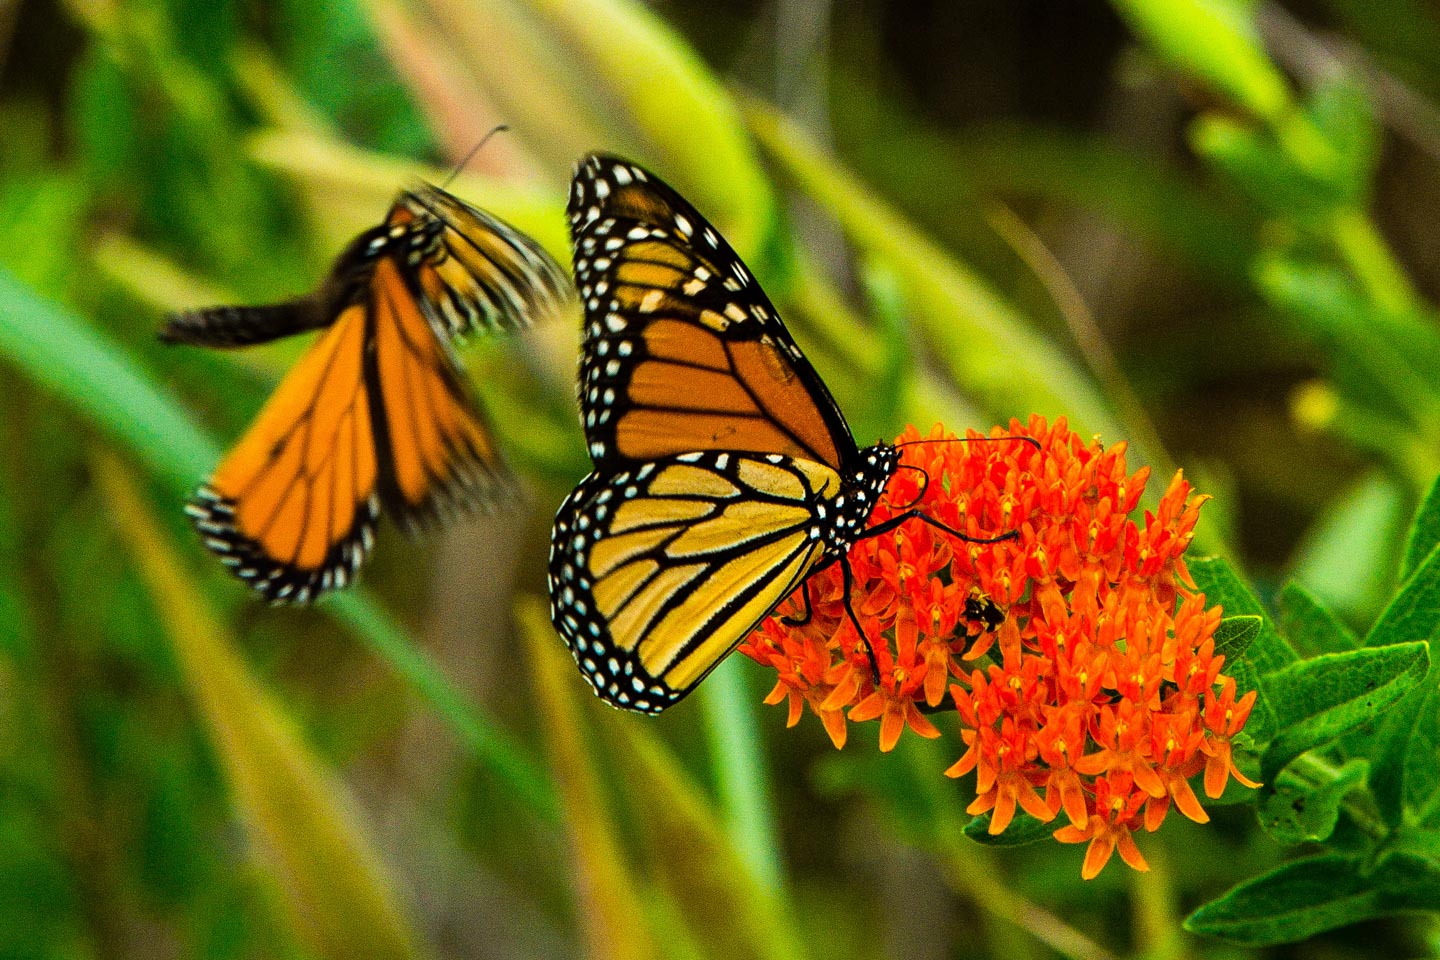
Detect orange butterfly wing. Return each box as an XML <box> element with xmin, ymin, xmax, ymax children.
<box><xmin>568</xmin><ymin>155</ymin><xmax>854</xmax><ymax>473</ymax></box>
<box><xmin>369</xmin><ymin>255</ymin><xmax>508</xmax><ymax>532</ymax></box>
<box><xmin>174</xmin><ymin>182</ymin><xmax>568</xmax><ymax>601</ymax></box>
<box><xmin>189</xmin><ymin>303</ymin><xmax>380</xmax><ymax>602</ymax></box>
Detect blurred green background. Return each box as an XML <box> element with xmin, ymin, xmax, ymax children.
<box><xmin>2</xmin><ymin>0</ymin><xmax>1439</xmax><ymax>957</ymax></box>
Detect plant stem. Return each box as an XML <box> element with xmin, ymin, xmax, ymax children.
<box><xmin>935</xmin><ymin>829</ymin><xmax>1117</xmax><ymax>960</ymax></box>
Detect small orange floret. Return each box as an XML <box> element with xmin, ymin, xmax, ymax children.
<box><xmin>741</xmin><ymin>415</ymin><xmax>1256</xmax><ymax>878</ymax></box>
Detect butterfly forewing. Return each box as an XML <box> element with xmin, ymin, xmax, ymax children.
<box><xmin>403</xmin><ymin>186</ymin><xmax>571</xmax><ymax>338</ymax></box>
<box><xmin>567</xmin><ymin>155</ymin><xmax>854</xmax><ymax>474</ymax></box>
<box><xmin>549</xmin><ymin>451</ymin><xmax>842</xmax><ymax>712</ymax></box>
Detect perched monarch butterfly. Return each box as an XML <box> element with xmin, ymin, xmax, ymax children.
<box><xmin>548</xmin><ymin>155</ymin><xmax>1016</xmax><ymax>713</ymax></box>
<box><xmin>164</xmin><ymin>183</ymin><xmax>570</xmax><ymax>603</ymax></box>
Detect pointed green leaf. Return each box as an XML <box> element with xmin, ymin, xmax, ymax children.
<box><xmin>1258</xmin><ymin>641</ymin><xmax>1429</xmax><ymax>781</ymax></box>
<box><xmin>963</xmin><ymin>811</ymin><xmax>1054</xmax><ymax>847</ymax></box>
<box><xmin>1365</xmin><ymin>536</ymin><xmax>1440</xmax><ymax>651</ymax></box>
<box><xmin>1278</xmin><ymin>582</ymin><xmax>1359</xmax><ymax>656</ymax></box>
<box><xmin>1110</xmin><ymin>0</ymin><xmax>1292</xmax><ymax>123</ymax></box>
<box><xmin>1369</xmin><ymin>683</ymin><xmax>1437</xmax><ymax>827</ymax></box>
<box><xmin>1259</xmin><ymin>758</ymin><xmax>1368</xmax><ymax>845</ymax></box>
<box><xmin>744</xmin><ymin>98</ymin><xmax>1121</xmax><ymax>440</ymax></box>
<box><xmin>1187</xmin><ymin>556</ymin><xmax>1297</xmax><ymax>673</ymax></box>
<box><xmin>99</xmin><ymin>454</ymin><xmax>422</xmax><ymax>960</ymax></box>
<box><xmin>1213</xmin><ymin>615</ymin><xmax>1262</xmax><ymax>662</ymax></box>
<box><xmin>1361</xmin><ymin>540</ymin><xmax>1440</xmax><ymax>825</ymax></box>
<box><xmin>1185</xmin><ymin>853</ymin><xmax>1440</xmax><ymax>945</ymax></box>
<box><xmin>1306</xmin><ymin>77</ymin><xmax>1380</xmax><ymax>200</ymax></box>
<box><xmin>0</xmin><ymin>266</ymin><xmax>217</xmax><ymax>488</ymax></box>
<box><xmin>696</xmin><ymin>663</ymin><xmax>782</xmax><ymax>897</ymax></box>
<box><xmin>1191</xmin><ymin>115</ymin><xmax>1341</xmax><ymax>219</ymax></box>
<box><xmin>1401</xmin><ymin>474</ymin><xmax>1440</xmax><ymax>584</ymax></box>
<box><xmin>517</xmin><ymin>599</ymin><xmax>660</xmax><ymax>960</ymax></box>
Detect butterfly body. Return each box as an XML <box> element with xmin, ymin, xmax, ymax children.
<box><xmin>549</xmin><ymin>155</ymin><xmax>905</xmax><ymax>712</ymax></box>
<box><xmin>168</xmin><ymin>182</ymin><xmax>569</xmax><ymax>603</ymax></box>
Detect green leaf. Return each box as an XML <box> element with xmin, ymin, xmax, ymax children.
<box><xmin>1187</xmin><ymin>556</ymin><xmax>1297</xmax><ymax>673</ymax></box>
<box><xmin>1401</xmin><ymin>474</ymin><xmax>1440</xmax><ymax>585</ymax></box>
<box><xmin>1290</xmin><ymin>472</ymin><xmax>1407</xmax><ymax>623</ymax></box>
<box><xmin>1278</xmin><ymin>582</ymin><xmax>1359</xmax><ymax>656</ymax></box>
<box><xmin>1258</xmin><ymin>255</ymin><xmax>1440</xmax><ymax>410</ymax></box>
<box><xmin>1110</xmin><ymin>0</ymin><xmax>1292</xmax><ymax>122</ymax></box>
<box><xmin>1213</xmin><ymin>615</ymin><xmax>1262</xmax><ymax>662</ymax></box>
<box><xmin>1259</xmin><ymin>757</ymin><xmax>1368</xmax><ymax>845</ymax></box>
<box><xmin>1364</xmin><ymin>543</ymin><xmax>1440</xmax><ymax>825</ymax></box>
<box><xmin>1366</xmin><ymin>533</ymin><xmax>1440</xmax><ymax>651</ymax></box>
<box><xmin>99</xmin><ymin>453</ymin><xmax>422</xmax><ymax>960</ymax></box>
<box><xmin>696</xmin><ymin>664</ymin><xmax>782</xmax><ymax>897</ymax></box>
<box><xmin>1191</xmin><ymin>115</ymin><xmax>1342</xmax><ymax>220</ymax></box>
<box><xmin>1306</xmin><ymin>77</ymin><xmax>1380</xmax><ymax>201</ymax></box>
<box><xmin>1259</xmin><ymin>641</ymin><xmax>1429</xmax><ymax>781</ymax></box>
<box><xmin>1185</xmin><ymin>852</ymin><xmax>1440</xmax><ymax>945</ymax></box>
<box><xmin>963</xmin><ymin>811</ymin><xmax>1054</xmax><ymax>847</ymax></box>
<box><xmin>1369</xmin><ymin>682</ymin><xmax>1437</xmax><ymax>827</ymax></box>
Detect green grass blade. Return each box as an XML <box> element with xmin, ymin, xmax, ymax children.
<box><xmin>1110</xmin><ymin>0</ymin><xmax>1293</xmax><ymax>123</ymax></box>
<box><xmin>517</xmin><ymin>598</ymin><xmax>661</xmax><ymax>960</ymax></box>
<box><xmin>514</xmin><ymin>0</ymin><xmax>775</xmax><ymax>255</ymax></box>
<box><xmin>697</xmin><ymin>664</ymin><xmax>781</xmax><ymax>897</ymax></box>
<box><xmin>744</xmin><ymin>99</ymin><xmax>1122</xmax><ymax>442</ymax></box>
<box><xmin>100</xmin><ymin>453</ymin><xmax>424</xmax><ymax>960</ymax></box>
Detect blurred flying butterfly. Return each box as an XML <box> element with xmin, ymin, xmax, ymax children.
<box><xmin>163</xmin><ymin>182</ymin><xmax>570</xmax><ymax>603</ymax></box>
<box><xmin>548</xmin><ymin>154</ymin><xmax>1017</xmax><ymax>714</ymax></box>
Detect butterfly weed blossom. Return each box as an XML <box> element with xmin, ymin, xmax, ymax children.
<box><xmin>739</xmin><ymin>415</ymin><xmax>1259</xmax><ymax>878</ymax></box>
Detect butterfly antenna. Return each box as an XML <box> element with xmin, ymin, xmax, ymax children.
<box><xmin>890</xmin><ymin>462</ymin><xmax>932</xmax><ymax>512</ymax></box>
<box><xmin>441</xmin><ymin>124</ymin><xmax>510</xmax><ymax>189</ymax></box>
<box><xmin>896</xmin><ymin>435</ymin><xmax>1042</xmax><ymax>453</ymax></box>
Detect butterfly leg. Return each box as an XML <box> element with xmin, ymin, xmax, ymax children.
<box><xmin>780</xmin><ymin>578</ymin><xmax>814</xmax><ymax>627</ymax></box>
<box><xmin>839</xmin><ymin>556</ymin><xmax>882</xmax><ymax>686</ymax></box>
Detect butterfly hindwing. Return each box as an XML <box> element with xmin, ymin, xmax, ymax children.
<box><xmin>549</xmin><ymin>451</ymin><xmax>844</xmax><ymax>712</ymax></box>
<box><xmin>172</xmin><ymin>181</ymin><xmax>568</xmax><ymax>602</ymax></box>
<box><xmin>567</xmin><ymin>155</ymin><xmax>854</xmax><ymax>473</ymax></box>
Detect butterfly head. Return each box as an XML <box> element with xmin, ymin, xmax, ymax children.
<box><xmin>821</xmin><ymin>443</ymin><xmax>901</xmax><ymax>557</ymax></box>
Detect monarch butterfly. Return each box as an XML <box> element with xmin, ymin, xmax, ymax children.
<box><xmin>548</xmin><ymin>155</ymin><xmax>1015</xmax><ymax>713</ymax></box>
<box><xmin>164</xmin><ymin>183</ymin><xmax>570</xmax><ymax>603</ymax></box>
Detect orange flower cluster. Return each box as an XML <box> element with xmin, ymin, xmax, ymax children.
<box><xmin>740</xmin><ymin>416</ymin><xmax>1258</xmax><ymax>878</ymax></box>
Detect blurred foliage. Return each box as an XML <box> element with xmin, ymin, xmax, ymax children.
<box><xmin>2</xmin><ymin>0</ymin><xmax>1440</xmax><ymax>957</ymax></box>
